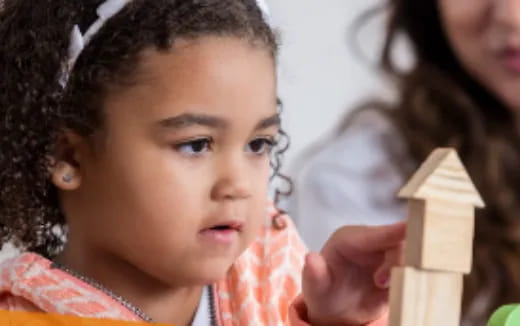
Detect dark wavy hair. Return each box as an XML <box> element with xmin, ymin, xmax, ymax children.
<box><xmin>0</xmin><ymin>0</ymin><xmax>289</xmax><ymax>259</ymax></box>
<box><xmin>347</xmin><ymin>1</ymin><xmax>520</xmax><ymax>325</ymax></box>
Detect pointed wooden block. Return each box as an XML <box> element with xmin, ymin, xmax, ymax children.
<box><xmin>405</xmin><ymin>199</ymin><xmax>475</xmax><ymax>273</ymax></box>
<box><xmin>398</xmin><ymin>148</ymin><xmax>484</xmax><ymax>208</ymax></box>
<box><xmin>389</xmin><ymin>267</ymin><xmax>463</xmax><ymax>326</ymax></box>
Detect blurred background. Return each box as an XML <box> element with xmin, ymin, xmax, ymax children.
<box><xmin>266</xmin><ymin>0</ymin><xmax>404</xmax><ymax>173</ymax></box>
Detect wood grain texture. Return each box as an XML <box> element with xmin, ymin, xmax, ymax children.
<box><xmin>398</xmin><ymin>148</ymin><xmax>484</xmax><ymax>208</ymax></box>
<box><xmin>405</xmin><ymin>199</ymin><xmax>475</xmax><ymax>274</ymax></box>
<box><xmin>389</xmin><ymin>267</ymin><xmax>463</xmax><ymax>326</ymax></box>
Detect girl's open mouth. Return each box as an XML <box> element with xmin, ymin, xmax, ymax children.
<box><xmin>199</xmin><ymin>221</ymin><xmax>243</xmax><ymax>245</ymax></box>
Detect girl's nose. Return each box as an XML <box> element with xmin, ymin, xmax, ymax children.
<box><xmin>211</xmin><ymin>158</ymin><xmax>252</xmax><ymax>201</ymax></box>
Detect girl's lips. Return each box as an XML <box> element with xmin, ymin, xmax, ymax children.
<box><xmin>198</xmin><ymin>220</ymin><xmax>244</xmax><ymax>245</ymax></box>
<box><xmin>199</xmin><ymin>228</ymin><xmax>239</xmax><ymax>245</ymax></box>
<box><xmin>201</xmin><ymin>220</ymin><xmax>244</xmax><ymax>231</ymax></box>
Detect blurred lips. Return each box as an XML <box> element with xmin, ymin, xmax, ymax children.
<box><xmin>199</xmin><ymin>220</ymin><xmax>244</xmax><ymax>245</ymax></box>
<box><xmin>498</xmin><ymin>46</ymin><xmax>520</xmax><ymax>74</ymax></box>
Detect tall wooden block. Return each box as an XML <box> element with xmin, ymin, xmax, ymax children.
<box><xmin>398</xmin><ymin>148</ymin><xmax>484</xmax><ymax>273</ymax></box>
<box><xmin>389</xmin><ymin>267</ymin><xmax>463</xmax><ymax>326</ymax></box>
<box><xmin>390</xmin><ymin>148</ymin><xmax>485</xmax><ymax>326</ymax></box>
<box><xmin>405</xmin><ymin>199</ymin><xmax>475</xmax><ymax>273</ymax></box>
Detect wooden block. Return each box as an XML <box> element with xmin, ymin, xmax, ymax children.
<box><xmin>405</xmin><ymin>199</ymin><xmax>474</xmax><ymax>273</ymax></box>
<box><xmin>398</xmin><ymin>148</ymin><xmax>484</xmax><ymax>208</ymax></box>
<box><xmin>389</xmin><ymin>267</ymin><xmax>463</xmax><ymax>326</ymax></box>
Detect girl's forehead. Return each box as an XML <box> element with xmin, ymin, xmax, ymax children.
<box><xmin>134</xmin><ymin>37</ymin><xmax>275</xmax><ymax>77</ymax></box>
<box><xmin>103</xmin><ymin>36</ymin><xmax>277</xmax><ymax>127</ymax></box>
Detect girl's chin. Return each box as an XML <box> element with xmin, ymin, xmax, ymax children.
<box><xmin>167</xmin><ymin>260</ymin><xmax>235</xmax><ymax>286</ymax></box>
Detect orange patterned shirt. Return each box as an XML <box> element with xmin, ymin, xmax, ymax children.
<box><xmin>0</xmin><ymin>212</ymin><xmax>387</xmax><ymax>325</ymax></box>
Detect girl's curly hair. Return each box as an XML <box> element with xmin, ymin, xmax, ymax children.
<box><xmin>0</xmin><ymin>0</ymin><xmax>289</xmax><ymax>258</ymax></box>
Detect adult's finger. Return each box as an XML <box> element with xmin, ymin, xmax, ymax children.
<box><xmin>329</xmin><ymin>222</ymin><xmax>406</xmax><ymax>257</ymax></box>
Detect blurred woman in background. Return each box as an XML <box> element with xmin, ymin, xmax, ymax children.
<box><xmin>290</xmin><ymin>1</ymin><xmax>520</xmax><ymax>325</ymax></box>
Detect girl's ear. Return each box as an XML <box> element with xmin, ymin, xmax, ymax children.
<box><xmin>50</xmin><ymin>131</ymin><xmax>87</xmax><ymax>191</ymax></box>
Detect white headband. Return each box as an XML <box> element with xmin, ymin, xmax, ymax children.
<box><xmin>255</xmin><ymin>0</ymin><xmax>271</xmax><ymax>25</ymax></box>
<box><xmin>59</xmin><ymin>0</ymin><xmax>133</xmax><ymax>87</ymax></box>
<box><xmin>59</xmin><ymin>0</ymin><xmax>272</xmax><ymax>88</ymax></box>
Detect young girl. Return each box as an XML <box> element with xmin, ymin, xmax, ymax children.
<box><xmin>0</xmin><ymin>0</ymin><xmax>404</xmax><ymax>325</ymax></box>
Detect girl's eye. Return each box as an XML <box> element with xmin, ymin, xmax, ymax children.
<box><xmin>175</xmin><ymin>138</ymin><xmax>212</xmax><ymax>155</ymax></box>
<box><xmin>246</xmin><ymin>137</ymin><xmax>275</xmax><ymax>155</ymax></box>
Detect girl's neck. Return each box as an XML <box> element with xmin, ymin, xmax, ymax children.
<box><xmin>54</xmin><ymin>245</ymin><xmax>203</xmax><ymax>325</ymax></box>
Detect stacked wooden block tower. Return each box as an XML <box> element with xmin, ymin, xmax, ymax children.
<box><xmin>389</xmin><ymin>148</ymin><xmax>485</xmax><ymax>326</ymax></box>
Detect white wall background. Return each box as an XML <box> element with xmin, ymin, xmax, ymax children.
<box><xmin>266</xmin><ymin>0</ymin><xmax>391</xmax><ymax>175</ymax></box>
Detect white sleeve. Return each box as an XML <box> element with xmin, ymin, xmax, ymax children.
<box><xmin>288</xmin><ymin>111</ymin><xmax>407</xmax><ymax>252</ymax></box>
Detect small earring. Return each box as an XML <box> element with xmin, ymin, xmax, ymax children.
<box><xmin>52</xmin><ymin>162</ymin><xmax>80</xmax><ymax>190</ymax></box>
<box><xmin>62</xmin><ymin>174</ymin><xmax>73</xmax><ymax>183</ymax></box>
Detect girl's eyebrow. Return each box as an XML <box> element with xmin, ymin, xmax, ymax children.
<box><xmin>256</xmin><ymin>113</ymin><xmax>280</xmax><ymax>130</ymax></box>
<box><xmin>158</xmin><ymin>113</ymin><xmax>227</xmax><ymax>129</ymax></box>
<box><xmin>157</xmin><ymin>113</ymin><xmax>280</xmax><ymax>130</ymax></box>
